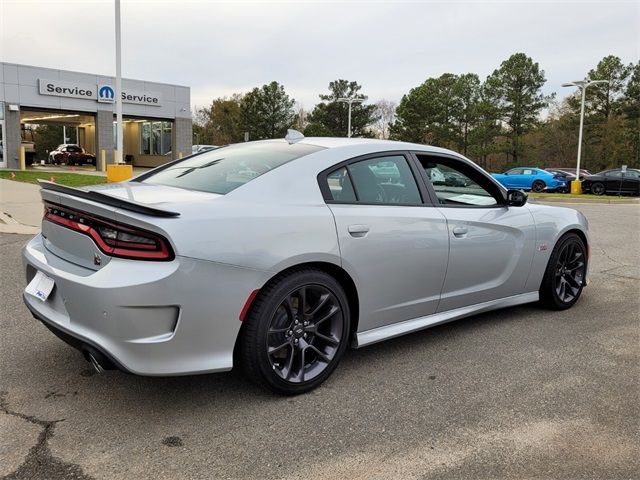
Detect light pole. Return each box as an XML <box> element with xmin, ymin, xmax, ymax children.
<box><xmin>337</xmin><ymin>97</ymin><xmax>365</xmax><ymax>137</ymax></box>
<box><xmin>114</xmin><ymin>0</ymin><xmax>123</xmax><ymax>165</ymax></box>
<box><xmin>561</xmin><ymin>79</ymin><xmax>608</xmax><ymax>193</ymax></box>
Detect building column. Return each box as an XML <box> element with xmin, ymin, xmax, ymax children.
<box><xmin>172</xmin><ymin>117</ymin><xmax>192</xmax><ymax>160</ymax></box>
<box><xmin>5</xmin><ymin>104</ymin><xmax>21</xmax><ymax>169</ymax></box>
<box><xmin>95</xmin><ymin>109</ymin><xmax>114</xmax><ymax>164</ymax></box>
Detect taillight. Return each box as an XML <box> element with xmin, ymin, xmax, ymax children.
<box><xmin>44</xmin><ymin>202</ymin><xmax>174</xmax><ymax>261</ymax></box>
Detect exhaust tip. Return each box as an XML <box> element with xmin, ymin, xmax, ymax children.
<box><xmin>87</xmin><ymin>353</ymin><xmax>105</xmax><ymax>374</ymax></box>
<box><xmin>81</xmin><ymin>346</ymin><xmax>115</xmax><ymax>373</ymax></box>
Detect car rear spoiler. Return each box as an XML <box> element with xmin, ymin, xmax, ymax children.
<box><xmin>38</xmin><ymin>180</ymin><xmax>181</xmax><ymax>218</ymax></box>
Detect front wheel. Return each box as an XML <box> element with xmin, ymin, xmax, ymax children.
<box><xmin>539</xmin><ymin>233</ymin><xmax>587</xmax><ymax>310</ymax></box>
<box><xmin>532</xmin><ymin>180</ymin><xmax>546</xmax><ymax>193</ymax></box>
<box><xmin>591</xmin><ymin>182</ymin><xmax>605</xmax><ymax>196</ymax></box>
<box><xmin>239</xmin><ymin>269</ymin><xmax>351</xmax><ymax>395</ymax></box>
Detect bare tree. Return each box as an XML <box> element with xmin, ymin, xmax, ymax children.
<box><xmin>374</xmin><ymin>100</ymin><xmax>397</xmax><ymax>139</ymax></box>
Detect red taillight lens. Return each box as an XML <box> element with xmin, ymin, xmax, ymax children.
<box><xmin>44</xmin><ymin>202</ymin><xmax>174</xmax><ymax>261</ymax></box>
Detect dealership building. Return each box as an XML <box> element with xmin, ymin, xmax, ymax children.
<box><xmin>0</xmin><ymin>62</ymin><xmax>192</xmax><ymax>169</ymax></box>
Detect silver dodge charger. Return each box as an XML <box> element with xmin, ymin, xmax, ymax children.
<box><xmin>23</xmin><ymin>133</ymin><xmax>589</xmax><ymax>394</ymax></box>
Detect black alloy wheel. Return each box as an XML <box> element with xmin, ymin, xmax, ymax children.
<box><xmin>532</xmin><ymin>180</ymin><xmax>546</xmax><ymax>193</ymax></box>
<box><xmin>591</xmin><ymin>182</ymin><xmax>606</xmax><ymax>196</ymax></box>
<box><xmin>540</xmin><ymin>233</ymin><xmax>587</xmax><ymax>310</ymax></box>
<box><xmin>266</xmin><ymin>285</ymin><xmax>344</xmax><ymax>383</ymax></box>
<box><xmin>240</xmin><ymin>269</ymin><xmax>350</xmax><ymax>395</ymax></box>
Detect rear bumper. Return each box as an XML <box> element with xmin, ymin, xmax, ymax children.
<box><xmin>22</xmin><ymin>234</ymin><xmax>266</xmax><ymax>376</ymax></box>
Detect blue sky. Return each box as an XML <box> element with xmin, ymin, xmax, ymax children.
<box><xmin>1</xmin><ymin>0</ymin><xmax>638</xmax><ymax>110</ymax></box>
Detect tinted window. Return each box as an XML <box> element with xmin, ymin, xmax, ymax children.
<box><xmin>142</xmin><ymin>142</ymin><xmax>324</xmax><ymax>194</ymax></box>
<box><xmin>605</xmin><ymin>170</ymin><xmax>622</xmax><ymax>178</ymax></box>
<box><xmin>326</xmin><ymin>167</ymin><xmax>356</xmax><ymax>202</ymax></box>
<box><xmin>507</xmin><ymin>168</ymin><xmax>523</xmax><ymax>175</ymax></box>
<box><xmin>419</xmin><ymin>157</ymin><xmax>499</xmax><ymax>207</ymax></box>
<box><xmin>345</xmin><ymin>155</ymin><xmax>421</xmax><ymax>205</ymax></box>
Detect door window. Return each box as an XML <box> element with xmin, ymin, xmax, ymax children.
<box><xmin>417</xmin><ymin>155</ymin><xmax>501</xmax><ymax>207</ymax></box>
<box><xmin>506</xmin><ymin>168</ymin><xmax>523</xmax><ymax>175</ymax></box>
<box><xmin>325</xmin><ymin>155</ymin><xmax>422</xmax><ymax>205</ymax></box>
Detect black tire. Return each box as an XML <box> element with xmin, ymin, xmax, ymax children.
<box><xmin>539</xmin><ymin>233</ymin><xmax>587</xmax><ymax>310</ymax></box>
<box><xmin>239</xmin><ymin>268</ymin><xmax>351</xmax><ymax>395</ymax></box>
<box><xmin>532</xmin><ymin>180</ymin><xmax>546</xmax><ymax>193</ymax></box>
<box><xmin>591</xmin><ymin>182</ymin><xmax>605</xmax><ymax>196</ymax></box>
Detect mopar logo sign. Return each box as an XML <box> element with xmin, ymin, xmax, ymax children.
<box><xmin>97</xmin><ymin>85</ymin><xmax>115</xmax><ymax>103</ymax></box>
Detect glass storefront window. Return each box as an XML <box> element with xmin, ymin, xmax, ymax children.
<box><xmin>140</xmin><ymin>120</ymin><xmax>172</xmax><ymax>156</ymax></box>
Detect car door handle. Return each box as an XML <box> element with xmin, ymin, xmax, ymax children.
<box><xmin>452</xmin><ymin>226</ymin><xmax>468</xmax><ymax>237</ymax></box>
<box><xmin>348</xmin><ymin>225</ymin><xmax>370</xmax><ymax>237</ymax></box>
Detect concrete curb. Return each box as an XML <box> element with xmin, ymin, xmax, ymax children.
<box><xmin>0</xmin><ymin>211</ymin><xmax>40</xmax><ymax>235</ymax></box>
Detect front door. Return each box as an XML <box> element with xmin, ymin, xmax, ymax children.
<box><xmin>415</xmin><ymin>154</ymin><xmax>537</xmax><ymax>312</ymax></box>
<box><xmin>320</xmin><ymin>153</ymin><xmax>450</xmax><ymax>331</ymax></box>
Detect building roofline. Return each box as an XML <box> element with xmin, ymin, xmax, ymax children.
<box><xmin>0</xmin><ymin>61</ymin><xmax>190</xmax><ymax>89</ymax></box>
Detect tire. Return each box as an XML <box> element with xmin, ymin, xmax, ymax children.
<box><xmin>591</xmin><ymin>182</ymin><xmax>605</xmax><ymax>196</ymax></box>
<box><xmin>539</xmin><ymin>233</ymin><xmax>587</xmax><ymax>310</ymax></box>
<box><xmin>532</xmin><ymin>180</ymin><xmax>546</xmax><ymax>193</ymax></box>
<box><xmin>239</xmin><ymin>268</ymin><xmax>351</xmax><ymax>395</ymax></box>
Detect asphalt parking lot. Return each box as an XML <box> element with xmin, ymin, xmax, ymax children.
<box><xmin>1</xmin><ymin>203</ymin><xmax>638</xmax><ymax>480</ymax></box>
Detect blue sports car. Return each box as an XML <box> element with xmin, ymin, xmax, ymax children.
<box><xmin>492</xmin><ymin>168</ymin><xmax>567</xmax><ymax>193</ymax></box>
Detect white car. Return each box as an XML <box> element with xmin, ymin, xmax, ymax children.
<box><xmin>23</xmin><ymin>133</ymin><xmax>589</xmax><ymax>394</ymax></box>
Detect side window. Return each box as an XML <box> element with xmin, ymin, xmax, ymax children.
<box><xmin>606</xmin><ymin>171</ymin><xmax>622</xmax><ymax>178</ymax></box>
<box><xmin>522</xmin><ymin>169</ymin><xmax>535</xmax><ymax>175</ymax></box>
<box><xmin>507</xmin><ymin>168</ymin><xmax>523</xmax><ymax>175</ymax></box>
<box><xmin>418</xmin><ymin>156</ymin><xmax>500</xmax><ymax>207</ymax></box>
<box><xmin>326</xmin><ymin>167</ymin><xmax>356</xmax><ymax>202</ymax></box>
<box><xmin>324</xmin><ymin>155</ymin><xmax>422</xmax><ymax>205</ymax></box>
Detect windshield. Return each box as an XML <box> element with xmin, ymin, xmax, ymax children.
<box><xmin>141</xmin><ymin>142</ymin><xmax>324</xmax><ymax>194</ymax></box>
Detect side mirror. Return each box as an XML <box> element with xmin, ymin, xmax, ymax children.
<box><xmin>506</xmin><ymin>189</ymin><xmax>527</xmax><ymax>207</ymax></box>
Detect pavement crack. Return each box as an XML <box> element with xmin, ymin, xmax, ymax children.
<box><xmin>0</xmin><ymin>391</ymin><xmax>94</xmax><ymax>480</ymax></box>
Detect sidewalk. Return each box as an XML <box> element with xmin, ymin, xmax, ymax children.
<box><xmin>0</xmin><ymin>179</ymin><xmax>42</xmax><ymax>234</ymax></box>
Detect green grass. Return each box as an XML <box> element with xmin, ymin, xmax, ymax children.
<box><xmin>0</xmin><ymin>170</ymin><xmax>107</xmax><ymax>187</ymax></box>
<box><xmin>529</xmin><ymin>192</ymin><xmax>635</xmax><ymax>201</ymax></box>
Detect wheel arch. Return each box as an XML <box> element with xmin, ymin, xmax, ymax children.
<box><xmin>233</xmin><ymin>261</ymin><xmax>361</xmax><ymax>366</ymax></box>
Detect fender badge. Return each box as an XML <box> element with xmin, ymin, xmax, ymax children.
<box><xmin>94</xmin><ymin>253</ymin><xmax>102</xmax><ymax>266</ymax></box>
<box><xmin>537</xmin><ymin>242</ymin><xmax>548</xmax><ymax>252</ymax></box>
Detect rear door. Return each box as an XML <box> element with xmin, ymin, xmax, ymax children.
<box><xmin>413</xmin><ymin>153</ymin><xmax>536</xmax><ymax>312</ymax></box>
<box><xmin>320</xmin><ymin>153</ymin><xmax>450</xmax><ymax>331</ymax></box>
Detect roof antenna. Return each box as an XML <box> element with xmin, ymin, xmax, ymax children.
<box><xmin>285</xmin><ymin>129</ymin><xmax>305</xmax><ymax>144</ymax></box>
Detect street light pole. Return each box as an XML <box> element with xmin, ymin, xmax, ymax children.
<box><xmin>114</xmin><ymin>0</ymin><xmax>123</xmax><ymax>164</ymax></box>
<box><xmin>337</xmin><ymin>97</ymin><xmax>365</xmax><ymax>137</ymax></box>
<box><xmin>562</xmin><ymin>79</ymin><xmax>609</xmax><ymax>193</ymax></box>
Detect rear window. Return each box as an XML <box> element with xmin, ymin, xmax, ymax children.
<box><xmin>140</xmin><ymin>142</ymin><xmax>324</xmax><ymax>194</ymax></box>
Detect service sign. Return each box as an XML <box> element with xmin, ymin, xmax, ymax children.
<box><xmin>39</xmin><ymin>79</ymin><xmax>96</xmax><ymax>100</ymax></box>
<box><xmin>39</xmin><ymin>79</ymin><xmax>162</xmax><ymax>106</ymax></box>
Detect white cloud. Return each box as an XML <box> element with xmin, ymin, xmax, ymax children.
<box><xmin>1</xmin><ymin>0</ymin><xmax>638</xmax><ymax>108</ymax></box>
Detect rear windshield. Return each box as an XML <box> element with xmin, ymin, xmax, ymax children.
<box><xmin>140</xmin><ymin>142</ymin><xmax>324</xmax><ymax>194</ymax></box>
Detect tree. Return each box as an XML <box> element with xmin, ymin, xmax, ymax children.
<box><xmin>305</xmin><ymin>80</ymin><xmax>377</xmax><ymax>137</ymax></box>
<box><xmin>240</xmin><ymin>82</ymin><xmax>296</xmax><ymax>140</ymax></box>
<box><xmin>373</xmin><ymin>100</ymin><xmax>397</xmax><ymax>139</ymax></box>
<box><xmin>485</xmin><ymin>53</ymin><xmax>551</xmax><ymax>166</ymax></box>
<box><xmin>622</xmin><ymin>62</ymin><xmax>640</xmax><ymax>167</ymax></box>
<box><xmin>566</xmin><ymin>56</ymin><xmax>634</xmax><ymax>169</ymax></box>
<box><xmin>196</xmin><ymin>95</ymin><xmax>244</xmax><ymax>145</ymax></box>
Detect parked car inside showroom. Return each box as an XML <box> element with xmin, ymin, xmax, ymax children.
<box><xmin>492</xmin><ymin>167</ymin><xmax>567</xmax><ymax>192</ymax></box>
<box><xmin>48</xmin><ymin>144</ymin><xmax>96</xmax><ymax>166</ymax></box>
<box><xmin>23</xmin><ymin>133</ymin><xmax>589</xmax><ymax>395</ymax></box>
<box><xmin>581</xmin><ymin>168</ymin><xmax>640</xmax><ymax>196</ymax></box>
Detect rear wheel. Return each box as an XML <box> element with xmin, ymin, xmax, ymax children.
<box><xmin>239</xmin><ymin>269</ymin><xmax>350</xmax><ymax>395</ymax></box>
<box><xmin>591</xmin><ymin>182</ymin><xmax>605</xmax><ymax>196</ymax></box>
<box><xmin>532</xmin><ymin>180</ymin><xmax>546</xmax><ymax>193</ymax></box>
<box><xmin>539</xmin><ymin>233</ymin><xmax>587</xmax><ymax>310</ymax></box>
